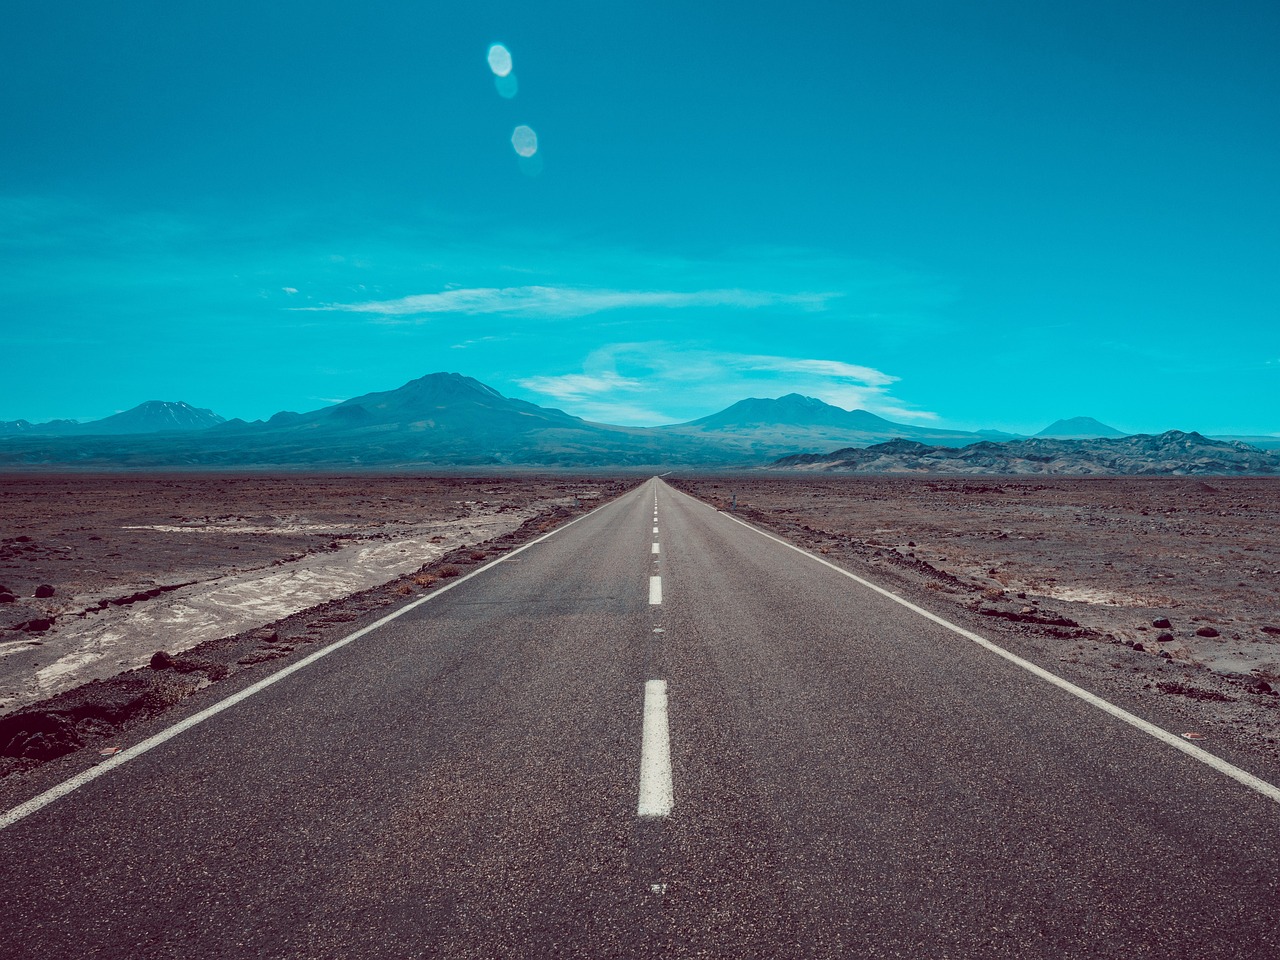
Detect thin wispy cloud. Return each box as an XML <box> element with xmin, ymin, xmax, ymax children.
<box><xmin>514</xmin><ymin>345</ymin><xmax>938</xmax><ymax>427</ymax></box>
<box><xmin>728</xmin><ymin>355</ymin><xmax>900</xmax><ymax>389</ymax></box>
<box><xmin>296</xmin><ymin>285</ymin><xmax>836</xmax><ymax>319</ymax></box>
<box><xmin>450</xmin><ymin>335</ymin><xmax>508</xmax><ymax>349</ymax></box>
<box><xmin>516</xmin><ymin>371</ymin><xmax>649</xmax><ymax>401</ymax></box>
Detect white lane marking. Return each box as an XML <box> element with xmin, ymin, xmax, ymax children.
<box><xmin>649</xmin><ymin>576</ymin><xmax>662</xmax><ymax>604</ymax></box>
<box><xmin>0</xmin><ymin>492</ymin><xmax>626</xmax><ymax>833</ymax></box>
<box><xmin>653</xmin><ymin>526</ymin><xmax>659</xmax><ymax>534</ymax></box>
<box><xmin>638</xmin><ymin>679</ymin><xmax>674</xmax><ymax>817</ymax></box>
<box><xmin>652</xmin><ymin>543</ymin><xmax>660</xmax><ymax>554</ymax></box>
<box><xmin>706</xmin><ymin>502</ymin><xmax>1280</xmax><ymax>807</ymax></box>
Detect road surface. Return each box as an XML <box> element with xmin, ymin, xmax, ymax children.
<box><xmin>1</xmin><ymin>478</ymin><xmax>1278</xmax><ymax>958</ymax></box>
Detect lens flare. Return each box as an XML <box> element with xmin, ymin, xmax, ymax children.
<box><xmin>487</xmin><ymin>44</ymin><xmax>513</xmax><ymax>77</ymax></box>
<box><xmin>511</xmin><ymin>125</ymin><xmax>538</xmax><ymax>158</ymax></box>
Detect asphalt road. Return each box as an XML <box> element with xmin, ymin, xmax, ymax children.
<box><xmin>1</xmin><ymin>477</ymin><xmax>1278</xmax><ymax>958</ymax></box>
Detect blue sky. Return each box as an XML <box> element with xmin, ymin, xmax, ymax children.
<box><xmin>2</xmin><ymin>0</ymin><xmax>1277</xmax><ymax>436</ymax></box>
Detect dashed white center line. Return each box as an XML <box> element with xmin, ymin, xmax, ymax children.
<box><xmin>649</xmin><ymin>575</ymin><xmax>662</xmax><ymax>604</ymax></box>
<box><xmin>651</xmin><ymin>542</ymin><xmax>660</xmax><ymax>554</ymax></box>
<box><xmin>653</xmin><ymin>526</ymin><xmax>659</xmax><ymax>534</ymax></box>
<box><xmin>638</xmin><ymin>679</ymin><xmax>674</xmax><ymax>818</ymax></box>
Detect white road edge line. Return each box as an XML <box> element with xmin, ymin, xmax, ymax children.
<box><xmin>638</xmin><ymin>679</ymin><xmax>674</xmax><ymax>817</ymax></box>
<box><xmin>697</xmin><ymin>491</ymin><xmax>1280</xmax><ymax>807</ymax></box>
<box><xmin>0</xmin><ymin>492</ymin><xmax>625</xmax><ymax>833</ymax></box>
<box><xmin>649</xmin><ymin>576</ymin><xmax>663</xmax><ymax>604</ymax></box>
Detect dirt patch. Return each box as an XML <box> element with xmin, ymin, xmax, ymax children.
<box><xmin>0</xmin><ymin>474</ymin><xmax>638</xmax><ymax>777</ymax></box>
<box><xmin>670</xmin><ymin>475</ymin><xmax>1280</xmax><ymax>765</ymax></box>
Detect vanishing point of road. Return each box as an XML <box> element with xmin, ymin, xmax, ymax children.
<box><xmin>1</xmin><ymin>478</ymin><xmax>1278</xmax><ymax>958</ymax></box>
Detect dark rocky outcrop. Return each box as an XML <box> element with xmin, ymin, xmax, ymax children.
<box><xmin>773</xmin><ymin>431</ymin><xmax>1280</xmax><ymax>476</ymax></box>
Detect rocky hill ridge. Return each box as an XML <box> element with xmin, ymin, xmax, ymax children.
<box><xmin>773</xmin><ymin>431</ymin><xmax>1279</xmax><ymax>475</ymax></box>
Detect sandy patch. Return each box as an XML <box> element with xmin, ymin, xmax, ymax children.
<box><xmin>1</xmin><ymin>510</ymin><xmax>532</xmax><ymax>713</ymax></box>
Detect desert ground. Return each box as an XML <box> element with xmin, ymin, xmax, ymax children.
<box><xmin>670</xmin><ymin>475</ymin><xmax>1280</xmax><ymax>765</ymax></box>
<box><xmin>4</xmin><ymin>472</ymin><xmax>1278</xmax><ymax>782</ymax></box>
<box><xmin>0</xmin><ymin>473</ymin><xmax>637</xmax><ymax>774</ymax></box>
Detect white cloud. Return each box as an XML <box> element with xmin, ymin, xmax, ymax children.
<box><xmin>512</xmin><ymin>344</ymin><xmax>938</xmax><ymax>426</ymax></box>
<box><xmin>516</xmin><ymin>371</ymin><xmax>649</xmax><ymax>402</ymax></box>
<box><xmin>282</xmin><ymin>286</ymin><xmax>298</xmax><ymax>295</ymax></box>
<box><xmin>726</xmin><ymin>355</ymin><xmax>899</xmax><ymax>388</ymax></box>
<box><xmin>295</xmin><ymin>285</ymin><xmax>836</xmax><ymax>319</ymax></box>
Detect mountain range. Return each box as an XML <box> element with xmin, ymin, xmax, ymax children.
<box><xmin>1034</xmin><ymin>416</ymin><xmax>1125</xmax><ymax>439</ymax></box>
<box><xmin>1</xmin><ymin>373</ymin><xmax>1276</xmax><ymax>472</ymax></box>
<box><xmin>0</xmin><ymin>401</ymin><xmax>224</xmax><ymax>437</ymax></box>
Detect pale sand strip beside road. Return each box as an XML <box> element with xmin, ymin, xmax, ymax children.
<box><xmin>0</xmin><ymin>508</ymin><xmax>538</xmax><ymax>714</ymax></box>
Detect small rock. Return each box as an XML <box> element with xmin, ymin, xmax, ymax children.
<box><xmin>34</xmin><ymin>584</ymin><xmax>54</xmax><ymax>599</ymax></box>
<box><xmin>1195</xmin><ymin>626</ymin><xmax>1220</xmax><ymax>638</ymax></box>
<box><xmin>1156</xmin><ymin>632</ymin><xmax>1175</xmax><ymax>643</ymax></box>
<box><xmin>1152</xmin><ymin>617</ymin><xmax>1172</xmax><ymax>629</ymax></box>
<box><xmin>1262</xmin><ymin>626</ymin><xmax>1280</xmax><ymax>636</ymax></box>
<box><xmin>1159</xmin><ymin>650</ymin><xmax>1173</xmax><ymax>659</ymax></box>
<box><xmin>1246</xmin><ymin>678</ymin><xmax>1274</xmax><ymax>695</ymax></box>
<box><xmin>1132</xmin><ymin>642</ymin><xmax>1145</xmax><ymax>652</ymax></box>
<box><xmin>0</xmin><ymin>593</ymin><xmax>15</xmax><ymax>604</ymax></box>
<box><xmin>21</xmin><ymin>618</ymin><xmax>52</xmax><ymax>632</ymax></box>
<box><xmin>149</xmin><ymin>650</ymin><xmax>173</xmax><ymax>670</ymax></box>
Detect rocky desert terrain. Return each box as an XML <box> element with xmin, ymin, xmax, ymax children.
<box><xmin>5</xmin><ymin>472</ymin><xmax>1278</xmax><ymax>787</ymax></box>
<box><xmin>670</xmin><ymin>475</ymin><xmax>1280</xmax><ymax>769</ymax></box>
<box><xmin>0</xmin><ymin>473</ymin><xmax>638</xmax><ymax>775</ymax></box>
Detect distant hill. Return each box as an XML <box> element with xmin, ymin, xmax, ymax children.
<box><xmin>2</xmin><ymin>375</ymin><xmax>1275</xmax><ymax>472</ymax></box>
<box><xmin>0</xmin><ymin>418</ymin><xmax>80</xmax><ymax>437</ymax></box>
<box><xmin>1035</xmin><ymin>416</ymin><xmax>1125</xmax><ymax>439</ymax></box>
<box><xmin>78</xmin><ymin>401</ymin><xmax>225</xmax><ymax>435</ymax></box>
<box><xmin>0</xmin><ymin>401</ymin><xmax>224</xmax><ymax>437</ymax></box>
<box><xmin>1210</xmin><ymin>435</ymin><xmax>1280</xmax><ymax>451</ymax></box>
<box><xmin>0</xmin><ymin>374</ymin><xmax>717</xmax><ymax>469</ymax></box>
<box><xmin>249</xmin><ymin>372</ymin><xmax>586</xmax><ymax>436</ymax></box>
<box><xmin>772</xmin><ymin>432</ymin><xmax>1280</xmax><ymax>476</ymax></box>
<box><xmin>657</xmin><ymin>393</ymin><xmax>996</xmax><ymax>458</ymax></box>
<box><xmin>681</xmin><ymin>394</ymin><xmax>900</xmax><ymax>431</ymax></box>
<box><xmin>198</xmin><ymin>371</ymin><xmax>665</xmax><ymax>465</ymax></box>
